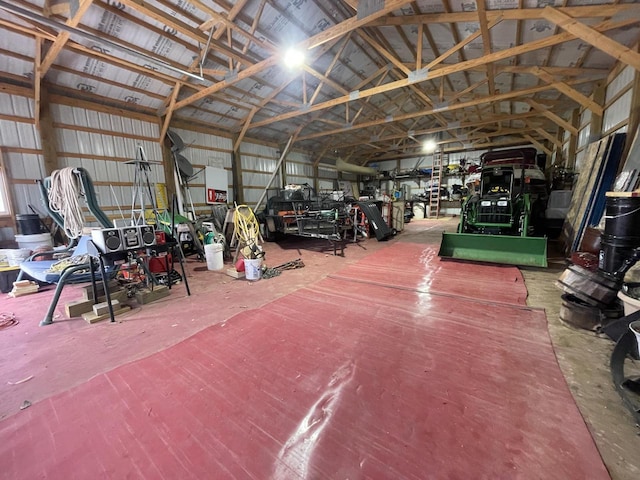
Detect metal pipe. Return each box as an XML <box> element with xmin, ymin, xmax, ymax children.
<box><xmin>0</xmin><ymin>0</ymin><xmax>205</xmax><ymax>82</ymax></box>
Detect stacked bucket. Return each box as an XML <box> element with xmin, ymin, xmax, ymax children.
<box><xmin>599</xmin><ymin>195</ymin><xmax>640</xmax><ymax>276</ymax></box>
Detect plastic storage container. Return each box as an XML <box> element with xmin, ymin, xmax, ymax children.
<box><xmin>7</xmin><ymin>248</ymin><xmax>32</xmax><ymax>267</ymax></box>
<box><xmin>244</xmin><ymin>258</ymin><xmax>262</xmax><ymax>281</ymax></box>
<box><xmin>204</xmin><ymin>243</ymin><xmax>224</xmax><ymax>271</ymax></box>
<box><xmin>15</xmin><ymin>233</ymin><xmax>53</xmax><ymax>251</ymax></box>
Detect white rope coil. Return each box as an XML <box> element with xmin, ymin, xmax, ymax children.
<box><xmin>48</xmin><ymin>168</ymin><xmax>85</xmax><ymax>239</ymax></box>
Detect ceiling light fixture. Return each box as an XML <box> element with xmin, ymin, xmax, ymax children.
<box><xmin>283</xmin><ymin>48</ymin><xmax>305</xmax><ymax>69</ymax></box>
<box><xmin>422</xmin><ymin>139</ymin><xmax>437</xmax><ymax>153</ymax></box>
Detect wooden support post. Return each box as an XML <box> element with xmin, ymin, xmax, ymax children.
<box><xmin>554</xmin><ymin>126</ymin><xmax>565</xmax><ymax>167</ymax></box>
<box><xmin>589</xmin><ymin>82</ymin><xmax>605</xmax><ymax>142</ymax></box>
<box><xmin>160</xmin><ymin>134</ymin><xmax>176</xmax><ymax>204</ymax></box>
<box><xmin>39</xmin><ymin>90</ymin><xmax>59</xmax><ymax>175</ymax></box>
<box><xmin>567</xmin><ymin>108</ymin><xmax>580</xmax><ymax>170</ymax></box>
<box><xmin>231</xmin><ymin>149</ymin><xmax>244</xmax><ymax>205</ymax></box>
<box><xmin>313</xmin><ymin>165</ymin><xmax>319</xmax><ymax>194</ymax></box>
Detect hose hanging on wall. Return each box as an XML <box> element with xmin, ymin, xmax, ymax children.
<box><xmin>47</xmin><ymin>168</ymin><xmax>85</xmax><ymax>239</ymax></box>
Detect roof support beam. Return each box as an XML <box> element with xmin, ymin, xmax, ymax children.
<box><xmin>248</xmin><ymin>18</ymin><xmax>630</xmax><ymax>131</ymax></box>
<box><xmin>334</xmin><ymin>112</ymin><xmax>541</xmax><ymax>149</ymax></box>
<box><xmin>524</xmin><ymin>135</ymin><xmax>552</xmax><ymax>156</ymax></box>
<box><xmin>525</xmin><ymin>98</ymin><xmax>578</xmax><ymax>136</ymax></box>
<box><xmin>526</xmin><ymin>121</ymin><xmax>563</xmax><ymax>149</ymax></box>
<box><xmin>34</xmin><ymin>37</ymin><xmax>42</xmax><ymax>131</ymax></box>
<box><xmin>532</xmin><ymin>67</ymin><xmax>603</xmax><ymax>115</ymax></box>
<box><xmin>173</xmin><ymin>0</ymin><xmax>413</xmax><ymax>111</ymax></box>
<box><xmin>476</xmin><ymin>0</ymin><xmax>497</xmax><ymax>101</ymax></box>
<box><xmin>159</xmin><ymin>83</ymin><xmax>181</xmax><ymax>142</ymax></box>
<box><xmin>368</xmin><ymin>5</ymin><xmax>640</xmax><ymax>26</ymax></box>
<box><xmin>40</xmin><ymin>0</ymin><xmax>93</xmax><ymax>77</ymax></box>
<box><xmin>542</xmin><ymin>6</ymin><xmax>640</xmax><ymax>72</ymax></box>
<box><xmin>295</xmin><ymin>84</ymin><xmax>559</xmax><ymax>141</ymax></box>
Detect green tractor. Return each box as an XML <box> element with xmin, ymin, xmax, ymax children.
<box><xmin>438</xmin><ymin>164</ymin><xmax>548</xmax><ymax>267</ymax></box>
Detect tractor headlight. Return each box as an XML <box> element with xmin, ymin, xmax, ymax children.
<box><xmin>480</xmin><ymin>200</ymin><xmax>492</xmax><ymax>207</ymax></box>
<box><xmin>497</xmin><ymin>200</ymin><xmax>508</xmax><ymax>207</ymax></box>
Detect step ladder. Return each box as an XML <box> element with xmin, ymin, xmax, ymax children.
<box><xmin>429</xmin><ymin>149</ymin><xmax>444</xmax><ymax>218</ymax></box>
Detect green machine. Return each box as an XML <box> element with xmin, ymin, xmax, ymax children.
<box><xmin>438</xmin><ymin>162</ymin><xmax>548</xmax><ymax>268</ymax></box>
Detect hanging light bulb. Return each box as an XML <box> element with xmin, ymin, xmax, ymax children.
<box><xmin>422</xmin><ymin>139</ymin><xmax>437</xmax><ymax>153</ymax></box>
<box><xmin>283</xmin><ymin>48</ymin><xmax>305</xmax><ymax>69</ymax></box>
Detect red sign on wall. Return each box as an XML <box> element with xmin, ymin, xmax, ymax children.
<box><xmin>207</xmin><ymin>188</ymin><xmax>227</xmax><ymax>203</ymax></box>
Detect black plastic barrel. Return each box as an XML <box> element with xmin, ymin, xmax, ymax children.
<box><xmin>598</xmin><ymin>234</ymin><xmax>640</xmax><ymax>275</ymax></box>
<box><xmin>15</xmin><ymin>214</ymin><xmax>42</xmax><ymax>235</ymax></box>
<box><xmin>604</xmin><ymin>197</ymin><xmax>640</xmax><ymax>237</ymax></box>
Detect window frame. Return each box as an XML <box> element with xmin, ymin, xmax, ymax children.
<box><xmin>0</xmin><ymin>149</ymin><xmax>14</xmax><ymax>224</ymax></box>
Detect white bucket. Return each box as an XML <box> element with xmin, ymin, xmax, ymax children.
<box><xmin>617</xmin><ymin>290</ymin><xmax>640</xmax><ymax>316</ymax></box>
<box><xmin>204</xmin><ymin>243</ymin><xmax>224</xmax><ymax>271</ymax></box>
<box><xmin>630</xmin><ymin>321</ymin><xmax>640</xmax><ymax>353</ymax></box>
<box><xmin>7</xmin><ymin>248</ymin><xmax>32</xmax><ymax>267</ymax></box>
<box><xmin>244</xmin><ymin>258</ymin><xmax>262</xmax><ymax>281</ymax></box>
<box><xmin>15</xmin><ymin>233</ymin><xmax>53</xmax><ymax>251</ymax></box>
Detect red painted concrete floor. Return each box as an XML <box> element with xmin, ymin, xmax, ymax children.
<box><xmin>0</xmin><ymin>219</ymin><xmax>609</xmax><ymax>478</ymax></box>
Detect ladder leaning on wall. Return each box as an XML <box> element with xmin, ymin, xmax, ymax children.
<box><xmin>429</xmin><ymin>149</ymin><xmax>443</xmax><ymax>218</ymax></box>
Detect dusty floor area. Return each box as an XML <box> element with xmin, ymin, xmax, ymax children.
<box><xmin>523</xmin><ymin>260</ymin><xmax>640</xmax><ymax>480</ymax></box>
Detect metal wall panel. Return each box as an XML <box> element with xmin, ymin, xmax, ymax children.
<box><xmin>0</xmin><ymin>120</ymin><xmax>39</xmax><ymax>149</ymax></box>
<box><xmin>285</xmin><ymin>176</ymin><xmax>312</xmax><ymax>186</ymax></box>
<box><xmin>241</xmin><ymin>142</ymin><xmax>278</xmax><ymax>158</ymax></box>
<box><xmin>6</xmin><ymin>152</ymin><xmax>45</xmax><ymax>180</ymax></box>
<box><xmin>606</xmin><ymin>66</ymin><xmax>634</xmax><ymax>103</ymax></box>
<box><xmin>242</xmin><ymin>171</ymin><xmax>272</xmax><ymax>188</ymax></box>
<box><xmin>577</xmin><ymin>125</ymin><xmax>591</xmax><ymax>149</ymax></box>
<box><xmin>318</xmin><ymin>168</ymin><xmax>338</xmax><ymax>180</ymax></box>
<box><xmin>286</xmin><ymin>162</ymin><xmax>314</xmax><ymax>178</ymax></box>
<box><xmin>318</xmin><ymin>180</ymin><xmax>335</xmax><ymax>191</ymax></box>
<box><xmin>603</xmin><ymin>90</ymin><xmax>632</xmax><ymax>134</ymax></box>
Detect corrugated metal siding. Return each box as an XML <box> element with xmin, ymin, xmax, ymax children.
<box><xmin>286</xmin><ymin>162</ymin><xmax>314</xmax><ymax>178</ymax></box>
<box><xmin>318</xmin><ymin>179</ymin><xmax>335</xmax><ymax>190</ymax></box>
<box><xmin>577</xmin><ymin>125</ymin><xmax>591</xmax><ymax>150</ymax></box>
<box><xmin>0</xmin><ymin>93</ymin><xmax>42</xmax><ymax>242</ymax></box>
<box><xmin>606</xmin><ymin>66</ymin><xmax>634</xmax><ymax>103</ymax></box>
<box><xmin>603</xmin><ymin>90</ymin><xmax>632</xmax><ymax>134</ymax></box>
<box><xmin>318</xmin><ymin>167</ymin><xmax>338</xmax><ymax>180</ymax></box>
<box><xmin>50</xmin><ymin>105</ymin><xmax>165</xmax><ymax>225</ymax></box>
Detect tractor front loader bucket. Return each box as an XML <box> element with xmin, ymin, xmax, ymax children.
<box><xmin>438</xmin><ymin>232</ymin><xmax>548</xmax><ymax>268</ymax></box>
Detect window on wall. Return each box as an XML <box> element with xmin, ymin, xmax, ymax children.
<box><xmin>0</xmin><ymin>152</ymin><xmax>11</xmax><ymax>216</ymax></box>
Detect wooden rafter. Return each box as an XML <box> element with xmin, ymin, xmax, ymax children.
<box><xmin>542</xmin><ymin>6</ymin><xmax>640</xmax><ymax>72</ymax></box>
<box><xmin>523</xmin><ymin>134</ymin><xmax>552</xmax><ymax>156</ymax></box>
<box><xmin>40</xmin><ymin>0</ymin><xmax>94</xmax><ymax>77</ymax></box>
<box><xmin>117</xmin><ymin>0</ymin><xmax>252</xmax><ymax>68</ymax></box>
<box><xmin>332</xmin><ymin>112</ymin><xmax>541</xmax><ymax>149</ymax></box>
<box><xmin>476</xmin><ymin>0</ymin><xmax>496</xmax><ymax>103</ymax></box>
<box><xmin>173</xmin><ymin>0</ymin><xmax>413</xmax><ymax>111</ymax></box>
<box><xmin>525</xmin><ymin>98</ymin><xmax>578</xmax><ymax>135</ymax></box>
<box><xmin>292</xmin><ymin>81</ymin><xmax>585</xmax><ymax>143</ymax></box>
<box><xmin>34</xmin><ymin>36</ymin><xmax>42</xmax><ymax>130</ymax></box>
<box><xmin>191</xmin><ymin>0</ymin><xmax>274</xmax><ymax>54</ymax></box>
<box><xmin>532</xmin><ymin>67</ymin><xmax>603</xmax><ymax>115</ymax></box>
<box><xmin>247</xmin><ymin>18</ymin><xmax>632</xmax><ymax>131</ymax></box>
<box><xmin>159</xmin><ymin>83</ymin><xmax>181</xmax><ymax>142</ymax></box>
<box><xmin>525</xmin><ymin>121</ymin><xmax>563</xmax><ymax>149</ymax></box>
<box><xmin>367</xmin><ymin>5</ymin><xmax>640</xmax><ymax>26</ymax></box>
